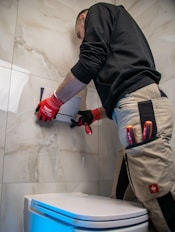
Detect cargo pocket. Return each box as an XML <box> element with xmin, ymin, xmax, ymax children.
<box><xmin>125</xmin><ymin>136</ymin><xmax>173</xmax><ymax>202</ymax></box>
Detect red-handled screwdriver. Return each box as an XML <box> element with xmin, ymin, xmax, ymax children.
<box><xmin>126</xmin><ymin>125</ymin><xmax>137</xmax><ymax>146</ymax></box>
<box><xmin>70</xmin><ymin>119</ymin><xmax>93</xmax><ymax>135</ymax></box>
<box><xmin>84</xmin><ymin>123</ymin><xmax>92</xmax><ymax>135</ymax></box>
<box><xmin>143</xmin><ymin>121</ymin><xmax>153</xmax><ymax>141</ymax></box>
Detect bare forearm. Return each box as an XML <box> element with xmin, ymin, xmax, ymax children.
<box><xmin>55</xmin><ymin>71</ymin><xmax>86</xmax><ymax>103</ymax></box>
<box><xmin>54</xmin><ymin>71</ymin><xmax>106</xmax><ymax>119</ymax></box>
<box><xmin>98</xmin><ymin>106</ymin><xmax>107</xmax><ymax>119</ymax></box>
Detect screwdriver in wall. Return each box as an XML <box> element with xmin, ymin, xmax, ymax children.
<box><xmin>126</xmin><ymin>125</ymin><xmax>137</xmax><ymax>146</ymax></box>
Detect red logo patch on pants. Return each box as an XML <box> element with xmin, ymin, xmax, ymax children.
<box><xmin>148</xmin><ymin>184</ymin><xmax>159</xmax><ymax>194</ymax></box>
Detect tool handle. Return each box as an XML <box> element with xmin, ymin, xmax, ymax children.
<box><xmin>143</xmin><ymin>121</ymin><xmax>153</xmax><ymax>141</ymax></box>
<box><xmin>84</xmin><ymin>124</ymin><xmax>92</xmax><ymax>135</ymax></box>
<box><xmin>126</xmin><ymin>125</ymin><xmax>137</xmax><ymax>145</ymax></box>
<box><xmin>78</xmin><ymin>119</ymin><xmax>92</xmax><ymax>135</ymax></box>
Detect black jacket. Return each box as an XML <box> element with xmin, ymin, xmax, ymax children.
<box><xmin>71</xmin><ymin>2</ymin><xmax>161</xmax><ymax>118</ymax></box>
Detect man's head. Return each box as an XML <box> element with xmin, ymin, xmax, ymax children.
<box><xmin>75</xmin><ymin>9</ymin><xmax>88</xmax><ymax>40</ymax></box>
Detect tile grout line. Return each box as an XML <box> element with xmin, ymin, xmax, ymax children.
<box><xmin>1</xmin><ymin>0</ymin><xmax>19</xmax><ymax>203</ymax></box>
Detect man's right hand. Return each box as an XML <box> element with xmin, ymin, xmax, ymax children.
<box><xmin>78</xmin><ymin>109</ymin><xmax>100</xmax><ymax>125</ymax></box>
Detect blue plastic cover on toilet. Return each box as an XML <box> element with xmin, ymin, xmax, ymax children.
<box><xmin>30</xmin><ymin>193</ymin><xmax>148</xmax><ymax>229</ymax></box>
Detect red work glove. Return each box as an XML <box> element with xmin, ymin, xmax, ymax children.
<box><xmin>36</xmin><ymin>92</ymin><xmax>63</xmax><ymax>121</ymax></box>
<box><xmin>77</xmin><ymin>108</ymin><xmax>101</xmax><ymax>126</ymax></box>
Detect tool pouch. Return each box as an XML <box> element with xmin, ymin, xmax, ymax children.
<box><xmin>125</xmin><ymin>136</ymin><xmax>174</xmax><ymax>202</ymax></box>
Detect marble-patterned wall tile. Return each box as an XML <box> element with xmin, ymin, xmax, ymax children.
<box><xmin>95</xmin><ymin>0</ymin><xmax>114</xmax><ymax>4</ymax></box>
<box><xmin>160</xmin><ymin>79</ymin><xmax>175</xmax><ymax>110</ymax></box>
<box><xmin>56</xmin><ymin>122</ymin><xmax>99</xmax><ymax>153</ymax></box>
<box><xmin>59</xmin><ymin>0</ymin><xmax>115</xmax><ymax>18</ymax></box>
<box><xmin>136</xmin><ymin>0</ymin><xmax>175</xmax><ymax>83</ymax></box>
<box><xmin>3</xmin><ymin>151</ymin><xmax>64</xmax><ymax>183</ymax></box>
<box><xmin>99</xmin><ymin>119</ymin><xmax>121</xmax><ymax>159</ymax></box>
<box><xmin>99</xmin><ymin>119</ymin><xmax>122</xmax><ymax>181</ymax></box>
<box><xmin>13</xmin><ymin>0</ymin><xmax>96</xmax><ymax>81</ymax></box>
<box><xmin>13</xmin><ymin>0</ymin><xmax>76</xmax><ymax>80</ymax></box>
<box><xmin>59</xmin><ymin>150</ymin><xmax>99</xmax><ymax>182</ymax></box>
<box><xmin>4</xmin><ymin>71</ymin><xmax>98</xmax><ymax>154</ymax></box>
<box><xmin>66</xmin><ymin>181</ymin><xmax>98</xmax><ymax>195</ymax></box>
<box><xmin>3</xmin><ymin>70</ymin><xmax>64</xmax><ymax>184</ymax></box>
<box><xmin>4</xmin><ymin>149</ymin><xmax>99</xmax><ymax>183</ymax></box>
<box><xmin>99</xmin><ymin>180</ymin><xmax>114</xmax><ymax>197</ymax></box>
<box><xmin>159</xmin><ymin>78</ymin><xmax>175</xmax><ymax>153</ymax></box>
<box><xmin>5</xmin><ymin>70</ymin><xmax>59</xmax><ymax>154</ymax></box>
<box><xmin>57</xmin><ymin>0</ymin><xmax>96</xmax><ymax>11</ymax></box>
<box><xmin>0</xmin><ymin>0</ymin><xmax>18</xmax><ymax>68</ymax></box>
<box><xmin>4</xmin><ymin>70</ymin><xmax>98</xmax><ymax>183</ymax></box>
<box><xmin>0</xmin><ymin>68</ymin><xmax>11</xmax><ymax>183</ymax></box>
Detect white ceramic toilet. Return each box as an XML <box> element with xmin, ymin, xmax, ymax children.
<box><xmin>24</xmin><ymin>193</ymin><xmax>149</xmax><ymax>232</ymax></box>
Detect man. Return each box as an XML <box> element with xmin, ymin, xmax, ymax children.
<box><xmin>36</xmin><ymin>3</ymin><xmax>175</xmax><ymax>231</ymax></box>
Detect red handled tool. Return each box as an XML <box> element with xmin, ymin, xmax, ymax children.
<box><xmin>83</xmin><ymin>123</ymin><xmax>93</xmax><ymax>135</ymax></box>
<box><xmin>70</xmin><ymin>119</ymin><xmax>92</xmax><ymax>135</ymax></box>
<box><xmin>126</xmin><ymin>125</ymin><xmax>137</xmax><ymax>146</ymax></box>
<box><xmin>143</xmin><ymin>121</ymin><xmax>153</xmax><ymax>141</ymax></box>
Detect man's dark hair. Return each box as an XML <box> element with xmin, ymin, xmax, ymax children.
<box><xmin>76</xmin><ymin>8</ymin><xmax>89</xmax><ymax>22</ymax></box>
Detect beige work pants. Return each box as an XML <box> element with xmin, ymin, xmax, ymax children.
<box><xmin>112</xmin><ymin>83</ymin><xmax>175</xmax><ymax>232</ymax></box>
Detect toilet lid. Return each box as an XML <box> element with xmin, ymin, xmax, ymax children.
<box><xmin>30</xmin><ymin>193</ymin><xmax>148</xmax><ymax>229</ymax></box>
